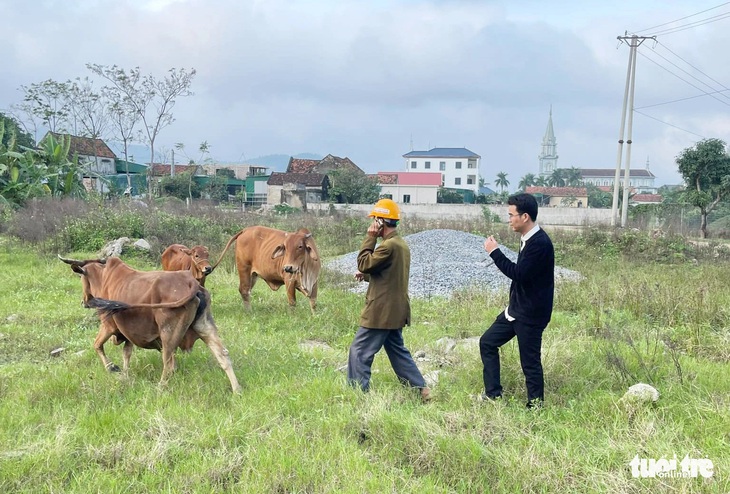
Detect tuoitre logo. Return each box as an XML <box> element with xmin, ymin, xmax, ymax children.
<box><xmin>630</xmin><ymin>455</ymin><xmax>714</xmax><ymax>479</ymax></box>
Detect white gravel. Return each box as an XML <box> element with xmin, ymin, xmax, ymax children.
<box><xmin>325</xmin><ymin>229</ymin><xmax>582</xmax><ymax>299</ymax></box>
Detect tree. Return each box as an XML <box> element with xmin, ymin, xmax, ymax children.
<box><xmin>565</xmin><ymin>167</ymin><xmax>583</xmax><ymax>187</ymax></box>
<box><xmin>0</xmin><ymin>113</ymin><xmax>34</xmax><ymax>150</ymax></box>
<box><xmin>585</xmin><ymin>183</ymin><xmax>612</xmax><ymax>208</ymax></box>
<box><xmin>548</xmin><ymin>168</ymin><xmax>566</xmax><ymax>187</ymax></box>
<box><xmin>518</xmin><ymin>173</ymin><xmax>536</xmax><ymax>191</ymax></box>
<box><xmin>437</xmin><ymin>187</ymin><xmax>464</xmax><ymax>203</ymax></box>
<box><xmin>19</xmin><ymin>79</ymin><xmax>72</xmax><ymax>133</ymax></box>
<box><xmin>67</xmin><ymin>77</ymin><xmax>109</xmax><ymax>138</ymax></box>
<box><xmin>328</xmin><ymin>168</ymin><xmax>380</xmax><ymax>204</ymax></box>
<box><xmin>495</xmin><ymin>172</ymin><xmax>509</xmax><ymax>192</ymax></box>
<box><xmin>676</xmin><ymin>138</ymin><xmax>730</xmax><ymax>238</ymax></box>
<box><xmin>105</xmin><ymin>89</ymin><xmax>141</xmax><ymax>190</ymax></box>
<box><xmin>534</xmin><ymin>175</ymin><xmax>548</xmax><ymax>186</ymax></box>
<box><xmin>88</xmin><ymin>64</ymin><xmax>196</xmax><ymax>198</ymax></box>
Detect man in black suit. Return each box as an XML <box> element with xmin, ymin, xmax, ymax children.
<box><xmin>481</xmin><ymin>193</ymin><xmax>554</xmax><ymax>408</ymax></box>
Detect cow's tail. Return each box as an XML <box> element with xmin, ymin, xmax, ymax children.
<box><xmin>86</xmin><ymin>298</ymin><xmax>132</xmax><ymax>319</ymax></box>
<box><xmin>210</xmin><ymin>229</ymin><xmax>246</xmax><ymax>272</ymax></box>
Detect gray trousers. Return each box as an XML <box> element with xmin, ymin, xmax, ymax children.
<box><xmin>347</xmin><ymin>326</ymin><xmax>426</xmax><ymax>392</ymax></box>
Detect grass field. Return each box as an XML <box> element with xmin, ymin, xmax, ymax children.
<box><xmin>0</xmin><ymin>220</ymin><xmax>728</xmax><ymax>493</ymax></box>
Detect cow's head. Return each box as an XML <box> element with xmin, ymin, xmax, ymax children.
<box><xmin>272</xmin><ymin>229</ymin><xmax>320</xmax><ymax>276</ymax></box>
<box><xmin>187</xmin><ymin>245</ymin><xmax>213</xmax><ymax>275</ymax></box>
<box><xmin>58</xmin><ymin>255</ymin><xmax>108</xmax><ymax>307</ymax></box>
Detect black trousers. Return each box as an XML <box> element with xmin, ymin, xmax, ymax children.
<box><xmin>480</xmin><ymin>312</ymin><xmax>545</xmax><ymax>402</ymax></box>
<box><xmin>347</xmin><ymin>327</ymin><xmax>426</xmax><ymax>392</ymax></box>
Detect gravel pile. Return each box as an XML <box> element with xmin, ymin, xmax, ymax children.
<box><xmin>325</xmin><ymin>229</ymin><xmax>582</xmax><ymax>299</ymax></box>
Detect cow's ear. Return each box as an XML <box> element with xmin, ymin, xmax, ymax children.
<box><xmin>71</xmin><ymin>265</ymin><xmax>86</xmax><ymax>276</ymax></box>
<box><xmin>272</xmin><ymin>244</ymin><xmax>285</xmax><ymax>259</ymax></box>
<box><xmin>306</xmin><ymin>245</ymin><xmax>319</xmax><ymax>261</ymax></box>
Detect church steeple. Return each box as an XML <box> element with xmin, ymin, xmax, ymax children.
<box><xmin>538</xmin><ymin>106</ymin><xmax>558</xmax><ymax>177</ymax></box>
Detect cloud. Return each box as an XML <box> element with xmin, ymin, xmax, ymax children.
<box><xmin>3</xmin><ymin>0</ymin><xmax>729</xmax><ymax>186</ymax></box>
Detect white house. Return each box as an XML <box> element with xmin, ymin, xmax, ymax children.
<box><xmin>376</xmin><ymin>171</ymin><xmax>441</xmax><ymax>204</ymax></box>
<box><xmin>402</xmin><ymin>148</ymin><xmax>481</xmax><ymax>195</ymax></box>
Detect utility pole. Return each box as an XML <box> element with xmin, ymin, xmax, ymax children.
<box><xmin>611</xmin><ymin>34</ymin><xmax>654</xmax><ymax>227</ymax></box>
<box><xmin>171</xmin><ymin>149</ymin><xmax>175</xmax><ymax>177</ymax></box>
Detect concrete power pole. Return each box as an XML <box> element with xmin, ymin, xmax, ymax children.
<box><xmin>611</xmin><ymin>34</ymin><xmax>654</xmax><ymax>227</ymax></box>
<box><xmin>171</xmin><ymin>149</ymin><xmax>175</xmax><ymax>177</ymax></box>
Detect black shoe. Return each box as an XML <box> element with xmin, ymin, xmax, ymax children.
<box><xmin>526</xmin><ymin>399</ymin><xmax>544</xmax><ymax>409</ymax></box>
<box><xmin>478</xmin><ymin>393</ymin><xmax>502</xmax><ymax>402</ymax></box>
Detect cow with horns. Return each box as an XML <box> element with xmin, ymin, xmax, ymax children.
<box><xmin>161</xmin><ymin>244</ymin><xmax>213</xmax><ymax>286</ymax></box>
<box><xmin>59</xmin><ymin>255</ymin><xmax>241</xmax><ymax>393</ymax></box>
<box><xmin>211</xmin><ymin>226</ymin><xmax>321</xmax><ymax>313</ymax></box>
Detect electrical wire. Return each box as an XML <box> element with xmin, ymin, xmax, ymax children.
<box><xmin>632</xmin><ymin>110</ymin><xmax>706</xmax><ymax>139</ymax></box>
<box><xmin>633</xmin><ymin>2</ymin><xmax>730</xmax><ymax>34</ymax></box>
<box><xmin>646</xmin><ymin>11</ymin><xmax>730</xmax><ymax>36</ymax></box>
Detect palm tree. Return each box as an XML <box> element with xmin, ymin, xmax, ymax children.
<box><xmin>534</xmin><ymin>175</ymin><xmax>548</xmax><ymax>187</ymax></box>
<box><xmin>565</xmin><ymin>166</ymin><xmax>583</xmax><ymax>187</ymax></box>
<box><xmin>518</xmin><ymin>173</ymin><xmax>536</xmax><ymax>191</ymax></box>
<box><xmin>495</xmin><ymin>172</ymin><xmax>510</xmax><ymax>193</ymax></box>
<box><xmin>548</xmin><ymin>168</ymin><xmax>566</xmax><ymax>187</ymax></box>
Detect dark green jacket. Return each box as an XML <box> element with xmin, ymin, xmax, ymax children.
<box><xmin>357</xmin><ymin>230</ymin><xmax>411</xmax><ymax>329</ymax></box>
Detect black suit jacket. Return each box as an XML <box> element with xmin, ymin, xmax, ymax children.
<box><xmin>489</xmin><ymin>228</ymin><xmax>555</xmax><ymax>327</ymax></box>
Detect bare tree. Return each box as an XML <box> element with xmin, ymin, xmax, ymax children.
<box><xmin>87</xmin><ymin>64</ymin><xmax>196</xmax><ymax>198</ymax></box>
<box><xmin>19</xmin><ymin>79</ymin><xmax>72</xmax><ymax>134</ymax></box>
<box><xmin>105</xmin><ymin>87</ymin><xmax>140</xmax><ymax>190</ymax></box>
<box><xmin>67</xmin><ymin>77</ymin><xmax>109</xmax><ymax>139</ymax></box>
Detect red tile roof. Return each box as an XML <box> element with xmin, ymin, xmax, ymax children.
<box><xmin>149</xmin><ymin>164</ymin><xmax>199</xmax><ymax>176</ymax></box>
<box><xmin>267</xmin><ymin>172</ymin><xmax>328</xmax><ymax>186</ymax></box>
<box><xmin>46</xmin><ymin>132</ymin><xmax>116</xmax><ymax>159</ymax></box>
<box><xmin>632</xmin><ymin>194</ymin><xmax>663</xmax><ymax>203</ymax></box>
<box><xmin>287</xmin><ymin>158</ymin><xmax>320</xmax><ymax>173</ymax></box>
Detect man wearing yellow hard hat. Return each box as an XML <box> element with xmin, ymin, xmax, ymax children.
<box><xmin>346</xmin><ymin>198</ymin><xmax>431</xmax><ymax>402</ymax></box>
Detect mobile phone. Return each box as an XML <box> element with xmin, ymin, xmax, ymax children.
<box><xmin>375</xmin><ymin>218</ymin><xmax>384</xmax><ymax>230</ymax></box>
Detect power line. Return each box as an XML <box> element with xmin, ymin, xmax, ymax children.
<box><xmin>636</xmin><ymin>49</ymin><xmax>730</xmax><ymax>108</ymax></box>
<box><xmin>633</xmin><ymin>110</ymin><xmax>707</xmax><ymax>139</ymax></box>
<box><xmin>647</xmin><ymin>11</ymin><xmax>730</xmax><ymax>36</ymax></box>
<box><xmin>655</xmin><ymin>40</ymin><xmax>730</xmax><ymax>97</ymax></box>
<box><xmin>640</xmin><ymin>45</ymin><xmax>730</xmax><ymax>104</ymax></box>
<box><xmin>633</xmin><ymin>2</ymin><xmax>730</xmax><ymax>33</ymax></box>
<box><xmin>634</xmin><ymin>88</ymin><xmax>730</xmax><ymax>109</ymax></box>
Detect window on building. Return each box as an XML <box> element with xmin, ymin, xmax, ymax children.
<box><xmin>468</xmin><ymin>160</ymin><xmax>477</xmax><ymax>169</ymax></box>
<box><xmin>439</xmin><ymin>161</ymin><xmax>446</xmax><ymax>171</ymax></box>
<box><xmin>410</xmin><ymin>161</ymin><xmax>417</xmax><ymax>169</ymax></box>
<box><xmin>403</xmin><ymin>194</ymin><xmax>411</xmax><ymax>203</ymax></box>
<box><xmin>425</xmin><ymin>161</ymin><xmax>431</xmax><ymax>169</ymax></box>
<box><xmin>455</xmin><ymin>177</ymin><xmax>462</xmax><ymax>185</ymax></box>
<box><xmin>382</xmin><ymin>193</ymin><xmax>393</xmax><ymax>199</ymax></box>
<box><xmin>467</xmin><ymin>175</ymin><xmax>475</xmax><ymax>185</ymax></box>
<box><xmin>441</xmin><ymin>174</ymin><xmax>445</xmax><ymax>187</ymax></box>
<box><xmin>455</xmin><ymin>161</ymin><xmax>462</xmax><ymax>169</ymax></box>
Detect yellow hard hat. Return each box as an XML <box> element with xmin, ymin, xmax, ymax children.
<box><xmin>369</xmin><ymin>198</ymin><xmax>400</xmax><ymax>220</ymax></box>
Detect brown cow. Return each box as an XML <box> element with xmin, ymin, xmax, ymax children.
<box><xmin>59</xmin><ymin>255</ymin><xmax>241</xmax><ymax>393</ymax></box>
<box><xmin>212</xmin><ymin>226</ymin><xmax>321</xmax><ymax>312</ymax></box>
<box><xmin>161</xmin><ymin>244</ymin><xmax>213</xmax><ymax>286</ymax></box>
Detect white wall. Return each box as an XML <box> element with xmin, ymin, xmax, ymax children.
<box><xmin>379</xmin><ymin>185</ymin><xmax>438</xmax><ymax>204</ymax></box>
<box><xmin>306</xmin><ymin>203</ymin><xmax>613</xmax><ymax>226</ymax></box>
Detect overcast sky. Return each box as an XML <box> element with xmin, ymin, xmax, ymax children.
<box><xmin>3</xmin><ymin>0</ymin><xmax>730</xmax><ymax>187</ymax></box>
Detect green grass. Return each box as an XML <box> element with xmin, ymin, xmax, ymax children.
<box><xmin>0</xmin><ymin>225</ymin><xmax>728</xmax><ymax>493</ymax></box>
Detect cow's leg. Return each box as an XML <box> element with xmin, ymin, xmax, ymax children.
<box><xmin>156</xmin><ymin>307</ymin><xmax>195</xmax><ymax>387</ymax></box>
<box><xmin>285</xmin><ymin>277</ymin><xmax>298</xmax><ymax>307</ymax></box>
<box><xmin>121</xmin><ymin>340</ymin><xmax>133</xmax><ymax>372</ymax></box>
<box><xmin>93</xmin><ymin>323</ymin><xmax>121</xmax><ymax>372</ymax></box>
<box><xmin>308</xmin><ymin>283</ymin><xmax>318</xmax><ymax>314</ymax></box>
<box><xmin>237</xmin><ymin>264</ymin><xmax>254</xmax><ymax>310</ymax></box>
<box><xmin>192</xmin><ymin>315</ymin><xmax>242</xmax><ymax>394</ymax></box>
